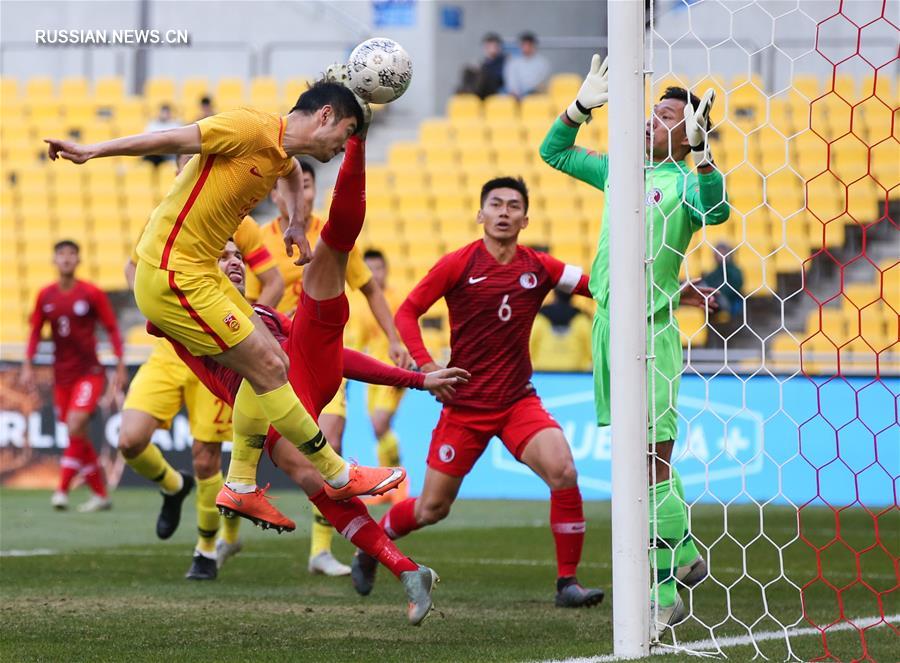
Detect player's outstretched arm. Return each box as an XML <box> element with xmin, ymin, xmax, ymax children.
<box><xmin>45</xmin><ymin>125</ymin><xmax>201</xmax><ymax>164</ymax></box>
<box><xmin>21</xmin><ymin>292</ymin><xmax>45</xmax><ymax>391</ymax></box>
<box><xmin>683</xmin><ymin>89</ymin><xmax>730</xmax><ymax>227</ymax></box>
<box><xmin>539</xmin><ymin>53</ymin><xmax>609</xmax><ymax>191</ymax></box>
<box><xmin>280</xmin><ymin>160</ymin><xmax>313</xmax><ymax>266</ymax></box>
<box><xmin>679</xmin><ymin>279</ymin><xmax>719</xmax><ymax>313</ymax></box>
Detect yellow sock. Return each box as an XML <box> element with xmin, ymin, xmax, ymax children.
<box><xmin>376</xmin><ymin>429</ymin><xmax>401</xmax><ymax>467</ymax></box>
<box><xmin>221</xmin><ymin>512</ymin><xmax>241</xmax><ymax>544</ymax></box>
<box><xmin>309</xmin><ymin>505</ymin><xmax>334</xmax><ymax>557</ymax></box>
<box><xmin>255</xmin><ymin>383</ymin><xmax>347</xmax><ymax>483</ymax></box>
<box><xmin>226</xmin><ymin>380</ymin><xmax>269</xmax><ymax>485</ymax></box>
<box><xmin>195</xmin><ymin>472</ymin><xmax>222</xmax><ymax>555</ymax></box>
<box><xmin>124</xmin><ymin>444</ymin><xmax>182</xmax><ymax>494</ymax></box>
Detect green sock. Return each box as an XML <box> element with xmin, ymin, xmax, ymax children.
<box><xmin>649</xmin><ymin>478</ymin><xmax>684</xmax><ymax>607</ymax></box>
<box><xmin>672</xmin><ymin>468</ymin><xmax>700</xmax><ymax>567</ymax></box>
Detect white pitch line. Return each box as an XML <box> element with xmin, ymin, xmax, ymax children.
<box><xmin>541</xmin><ymin>613</ymin><xmax>900</xmax><ymax>663</ymax></box>
<box><xmin>0</xmin><ymin>548</ymin><xmax>57</xmax><ymax>557</ymax></box>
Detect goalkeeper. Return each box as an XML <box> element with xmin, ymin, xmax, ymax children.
<box><xmin>540</xmin><ymin>55</ymin><xmax>730</xmax><ymax>637</ymax></box>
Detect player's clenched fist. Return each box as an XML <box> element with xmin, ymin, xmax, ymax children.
<box><xmin>567</xmin><ymin>53</ymin><xmax>609</xmax><ymax>125</ymax></box>
<box><xmin>44</xmin><ymin>138</ymin><xmax>94</xmax><ymax>164</ymax></box>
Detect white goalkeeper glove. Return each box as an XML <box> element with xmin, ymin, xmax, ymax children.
<box><xmin>684</xmin><ymin>88</ymin><xmax>715</xmax><ymax>167</ymax></box>
<box><xmin>566</xmin><ymin>53</ymin><xmax>608</xmax><ymax>125</ymax></box>
<box><xmin>324</xmin><ymin>62</ymin><xmax>372</xmax><ymax>127</ymax></box>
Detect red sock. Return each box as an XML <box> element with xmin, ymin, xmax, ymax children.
<box><xmin>309</xmin><ymin>490</ymin><xmax>417</xmax><ymax>578</ymax></box>
<box><xmin>550</xmin><ymin>487</ymin><xmax>586</xmax><ymax>578</ymax></box>
<box><xmin>72</xmin><ymin>435</ymin><xmax>107</xmax><ymax>498</ymax></box>
<box><xmin>379</xmin><ymin>497</ymin><xmax>420</xmax><ymax>540</ymax></box>
<box><xmin>58</xmin><ymin>447</ymin><xmax>81</xmax><ymax>493</ymax></box>
<box><xmin>319</xmin><ymin>135</ymin><xmax>365</xmax><ymax>253</ymax></box>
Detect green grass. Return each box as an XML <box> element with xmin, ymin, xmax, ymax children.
<box><xmin>0</xmin><ymin>488</ymin><xmax>895</xmax><ymax>662</ymax></box>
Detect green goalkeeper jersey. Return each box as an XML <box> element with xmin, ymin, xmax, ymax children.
<box><xmin>539</xmin><ymin>117</ymin><xmax>730</xmax><ymax>316</ymax></box>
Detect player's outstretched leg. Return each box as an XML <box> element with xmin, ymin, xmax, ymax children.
<box><xmin>118</xmin><ymin>409</ymin><xmax>194</xmax><ymax>538</ymax></box>
<box><xmin>519</xmin><ymin>426</ymin><xmax>604</xmax><ymax>608</ymax></box>
<box><xmin>309</xmin><ymin>489</ymin><xmax>438</xmax><ymax>625</ymax></box>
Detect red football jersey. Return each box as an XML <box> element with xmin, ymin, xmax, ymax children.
<box><xmin>26</xmin><ymin>280</ymin><xmax>124</xmax><ymax>386</ymax></box>
<box><xmin>396</xmin><ymin>240</ymin><xmax>589</xmax><ymax>409</ymax></box>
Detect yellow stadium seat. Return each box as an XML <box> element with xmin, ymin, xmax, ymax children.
<box><xmin>483</xmin><ymin>95</ymin><xmax>518</xmax><ymax>122</ymax></box>
<box><xmin>282</xmin><ymin>76</ymin><xmax>314</xmax><ymax>107</ymax></box>
<box><xmin>487</xmin><ymin>123</ymin><xmax>524</xmax><ymax>146</ymax></box>
<box><xmin>366</xmin><ymin>166</ymin><xmax>391</xmax><ymax>192</ymax></box>
<box><xmin>249</xmin><ymin>77</ymin><xmax>278</xmax><ymax>104</ymax></box>
<box><xmin>181</xmin><ymin>77</ymin><xmax>211</xmax><ymax>107</ymax></box>
<box><xmin>676</xmin><ymin>307</ymin><xmax>708</xmax><ymax>347</ymax></box>
<box><xmin>144</xmin><ymin>77</ymin><xmax>176</xmax><ymax>104</ymax></box>
<box><xmin>419</xmin><ymin>119</ymin><xmax>453</xmax><ymax>146</ymax></box>
<box><xmin>447</xmin><ymin>94</ymin><xmax>482</xmax><ymax>121</ymax></box>
<box><xmin>519</xmin><ymin>94</ymin><xmax>555</xmax><ymax>122</ymax></box>
<box><xmin>423</xmin><ymin>166</ymin><xmax>465</xmax><ymax>193</ymax></box>
<box><xmin>396</xmin><ymin>192</ymin><xmax>432</xmax><ymax>215</ymax></box>
<box><xmin>548</xmin><ymin>74</ymin><xmax>580</xmax><ymax>107</ymax></box>
<box><xmin>0</xmin><ymin>77</ymin><xmax>18</xmax><ymax>100</ymax></box>
<box><xmin>458</xmin><ymin>145</ymin><xmax>495</xmax><ymax>169</ymax></box>
<box><xmin>390</xmin><ymin>167</ymin><xmax>429</xmax><ymax>192</ymax></box>
<box><xmin>388</xmin><ymin>142</ymin><xmax>420</xmax><ymax>169</ymax></box>
<box><xmin>59</xmin><ymin>77</ymin><xmax>89</xmax><ymax>99</ymax></box>
<box><xmin>216</xmin><ymin>77</ymin><xmax>245</xmax><ymax>106</ymax></box>
<box><xmin>366</xmin><ymin>191</ymin><xmax>396</xmax><ymax>213</ymax></box>
<box><xmin>94</xmin><ymin>77</ymin><xmax>124</xmax><ymax>101</ymax></box>
<box><xmin>25</xmin><ymin>77</ymin><xmax>55</xmax><ymax>99</ymax></box>
<box><xmin>422</xmin><ymin>144</ymin><xmax>458</xmax><ymax>169</ymax></box>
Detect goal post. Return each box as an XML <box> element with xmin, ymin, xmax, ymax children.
<box><xmin>607</xmin><ymin>0</ymin><xmax>651</xmax><ymax>658</ymax></box>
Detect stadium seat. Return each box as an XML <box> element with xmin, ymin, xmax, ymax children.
<box><xmin>548</xmin><ymin>73</ymin><xmax>580</xmax><ymax>108</ymax></box>
<box><xmin>282</xmin><ymin>76</ymin><xmax>313</xmax><ymax>107</ymax></box>
<box><xmin>519</xmin><ymin>95</ymin><xmax>555</xmax><ymax>123</ymax></box>
<box><xmin>94</xmin><ymin>77</ymin><xmax>125</xmax><ymax>102</ymax></box>
<box><xmin>248</xmin><ymin>77</ymin><xmax>278</xmax><ymax>110</ymax></box>
<box><xmin>59</xmin><ymin>77</ymin><xmax>89</xmax><ymax>99</ymax></box>
<box><xmin>419</xmin><ymin>118</ymin><xmax>454</xmax><ymax>146</ymax></box>
<box><xmin>216</xmin><ymin>77</ymin><xmax>245</xmax><ymax>109</ymax></box>
<box><xmin>483</xmin><ymin>95</ymin><xmax>518</xmax><ymax>122</ymax></box>
<box><xmin>144</xmin><ymin>77</ymin><xmax>176</xmax><ymax>104</ymax></box>
<box><xmin>447</xmin><ymin>94</ymin><xmax>482</xmax><ymax>121</ymax></box>
<box><xmin>25</xmin><ymin>77</ymin><xmax>55</xmax><ymax>100</ymax></box>
<box><xmin>181</xmin><ymin>77</ymin><xmax>211</xmax><ymax>108</ymax></box>
<box><xmin>388</xmin><ymin>142</ymin><xmax>420</xmax><ymax>169</ymax></box>
<box><xmin>0</xmin><ymin>77</ymin><xmax>18</xmax><ymax>100</ymax></box>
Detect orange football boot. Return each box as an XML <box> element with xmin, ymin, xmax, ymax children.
<box><xmin>324</xmin><ymin>464</ymin><xmax>406</xmax><ymax>501</ymax></box>
<box><xmin>216</xmin><ymin>483</ymin><xmax>296</xmax><ymax>533</ymax></box>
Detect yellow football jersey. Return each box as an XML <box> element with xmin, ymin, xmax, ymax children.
<box><xmin>245</xmin><ymin>215</ymin><xmax>372</xmax><ymax>314</ymax></box>
<box><xmin>530</xmin><ymin>312</ymin><xmax>593</xmax><ymax>372</ymax></box>
<box><xmin>351</xmin><ymin>286</ymin><xmax>405</xmax><ymax>362</ymax></box>
<box><xmin>131</xmin><ymin>215</ymin><xmax>275</xmax><ymax>277</ymax></box>
<box><xmin>136</xmin><ymin>107</ymin><xmax>296</xmax><ymax>271</ymax></box>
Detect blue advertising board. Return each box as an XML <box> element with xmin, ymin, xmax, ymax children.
<box><xmin>341</xmin><ymin>374</ymin><xmax>898</xmax><ymax>507</ymax></box>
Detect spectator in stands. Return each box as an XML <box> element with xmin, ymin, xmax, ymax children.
<box><xmin>530</xmin><ymin>288</ymin><xmax>592</xmax><ymax>372</ymax></box>
<box><xmin>457</xmin><ymin>32</ymin><xmax>506</xmax><ymax>99</ymax></box>
<box><xmin>142</xmin><ymin>104</ymin><xmax>179</xmax><ymax>167</ymax></box>
<box><xmin>196</xmin><ymin>95</ymin><xmax>215</xmax><ymax>120</ymax></box>
<box><xmin>703</xmin><ymin>242</ymin><xmax>744</xmax><ymax>320</ymax></box>
<box><xmin>503</xmin><ymin>32</ymin><xmax>551</xmax><ymax>99</ymax></box>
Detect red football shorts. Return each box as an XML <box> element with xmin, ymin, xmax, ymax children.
<box><xmin>426</xmin><ymin>394</ymin><xmax>561</xmax><ymax>477</ymax></box>
<box><xmin>266</xmin><ymin>290</ymin><xmax>348</xmax><ymax>460</ymax></box>
<box><xmin>54</xmin><ymin>373</ymin><xmax>105</xmax><ymax>421</ymax></box>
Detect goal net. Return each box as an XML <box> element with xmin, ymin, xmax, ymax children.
<box><xmin>637</xmin><ymin>0</ymin><xmax>898</xmax><ymax>659</ymax></box>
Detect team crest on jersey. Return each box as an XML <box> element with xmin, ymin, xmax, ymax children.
<box><xmin>223</xmin><ymin>313</ymin><xmax>241</xmax><ymax>332</ymax></box>
<box><xmin>519</xmin><ymin>272</ymin><xmax>538</xmax><ymax>289</ymax></box>
<box><xmin>438</xmin><ymin>444</ymin><xmax>456</xmax><ymax>463</ymax></box>
<box><xmin>646</xmin><ymin>187</ymin><xmax>664</xmax><ymax>207</ymax></box>
<box><xmin>73</xmin><ymin>300</ymin><xmax>89</xmax><ymax>316</ymax></box>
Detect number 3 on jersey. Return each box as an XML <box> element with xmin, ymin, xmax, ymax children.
<box><xmin>497</xmin><ymin>294</ymin><xmax>512</xmax><ymax>322</ymax></box>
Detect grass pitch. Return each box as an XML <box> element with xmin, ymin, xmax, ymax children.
<box><xmin>0</xmin><ymin>488</ymin><xmax>895</xmax><ymax>662</ymax></box>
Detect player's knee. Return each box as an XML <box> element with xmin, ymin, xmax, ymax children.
<box><xmin>117</xmin><ymin>427</ymin><xmax>149</xmax><ymax>458</ymax></box>
<box><xmin>547</xmin><ymin>462</ymin><xmax>578</xmax><ymax>490</ymax></box>
<box><xmin>191</xmin><ymin>445</ymin><xmax>220</xmax><ymax>479</ymax></box>
<box><xmin>416</xmin><ymin>500</ymin><xmax>451</xmax><ymax>525</ymax></box>
<box><xmin>251</xmin><ymin>349</ymin><xmax>288</xmax><ymax>389</ymax></box>
<box><xmin>372</xmin><ymin>418</ymin><xmax>390</xmax><ymax>439</ymax></box>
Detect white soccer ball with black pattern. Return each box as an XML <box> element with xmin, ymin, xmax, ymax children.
<box><xmin>347</xmin><ymin>38</ymin><xmax>413</xmax><ymax>104</ymax></box>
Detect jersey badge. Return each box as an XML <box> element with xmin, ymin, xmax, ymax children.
<box><xmin>519</xmin><ymin>272</ymin><xmax>538</xmax><ymax>289</ymax></box>
<box><xmin>73</xmin><ymin>300</ymin><xmax>89</xmax><ymax>316</ymax></box>
<box><xmin>646</xmin><ymin>187</ymin><xmax>664</xmax><ymax>207</ymax></box>
<box><xmin>223</xmin><ymin>313</ymin><xmax>241</xmax><ymax>332</ymax></box>
<box><xmin>438</xmin><ymin>444</ymin><xmax>456</xmax><ymax>463</ymax></box>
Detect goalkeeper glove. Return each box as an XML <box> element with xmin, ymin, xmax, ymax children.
<box><xmin>684</xmin><ymin>88</ymin><xmax>715</xmax><ymax>167</ymax></box>
<box><xmin>566</xmin><ymin>53</ymin><xmax>608</xmax><ymax>125</ymax></box>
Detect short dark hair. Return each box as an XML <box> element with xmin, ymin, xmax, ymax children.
<box><xmin>363</xmin><ymin>248</ymin><xmax>385</xmax><ymax>262</ymax></box>
<box><xmin>299</xmin><ymin>160</ymin><xmax>316</xmax><ymax>179</ymax></box>
<box><xmin>519</xmin><ymin>31</ymin><xmax>537</xmax><ymax>45</ymax></box>
<box><xmin>200</xmin><ymin>96</ymin><xmax>213</xmax><ymax>106</ymax></box>
<box><xmin>480</xmin><ymin>176</ymin><xmax>529</xmax><ymax>213</ymax></box>
<box><xmin>660</xmin><ymin>86</ymin><xmax>704</xmax><ymax>118</ymax></box>
<box><xmin>291</xmin><ymin>80</ymin><xmax>364</xmax><ymax>135</ymax></box>
<box><xmin>483</xmin><ymin>32</ymin><xmax>502</xmax><ymax>44</ymax></box>
<box><xmin>54</xmin><ymin>239</ymin><xmax>79</xmax><ymax>253</ymax></box>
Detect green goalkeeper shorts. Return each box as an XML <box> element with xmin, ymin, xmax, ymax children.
<box><xmin>592</xmin><ymin>309</ymin><xmax>683</xmax><ymax>443</ymax></box>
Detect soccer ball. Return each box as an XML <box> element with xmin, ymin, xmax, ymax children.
<box><xmin>347</xmin><ymin>38</ymin><xmax>413</xmax><ymax>104</ymax></box>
